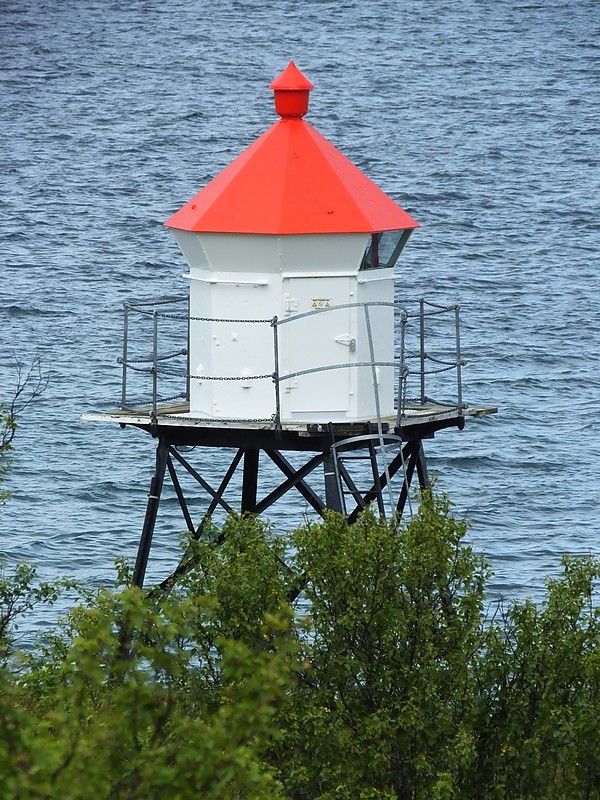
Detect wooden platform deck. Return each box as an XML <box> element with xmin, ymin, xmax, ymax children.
<box><xmin>82</xmin><ymin>401</ymin><xmax>497</xmax><ymax>449</ymax></box>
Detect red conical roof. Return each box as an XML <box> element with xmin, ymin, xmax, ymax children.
<box><xmin>165</xmin><ymin>63</ymin><xmax>419</xmax><ymax>236</ymax></box>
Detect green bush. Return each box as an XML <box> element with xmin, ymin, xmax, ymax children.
<box><xmin>1</xmin><ymin>496</ymin><xmax>600</xmax><ymax>799</ymax></box>
<box><xmin>1</xmin><ymin>564</ymin><xmax>295</xmax><ymax>799</ymax></box>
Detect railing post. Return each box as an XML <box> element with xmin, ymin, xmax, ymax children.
<box><xmin>186</xmin><ymin>295</ymin><xmax>191</xmax><ymax>403</ymax></box>
<box><xmin>419</xmin><ymin>298</ymin><xmax>426</xmax><ymax>404</ymax></box>
<box><xmin>396</xmin><ymin>308</ymin><xmax>408</xmax><ymax>428</ymax></box>
<box><xmin>121</xmin><ymin>303</ymin><xmax>129</xmax><ymax>409</ymax></box>
<box><xmin>364</xmin><ymin>303</ymin><xmax>395</xmax><ymax>513</ymax></box>
<box><xmin>364</xmin><ymin>304</ymin><xmax>381</xmax><ymax>425</ymax></box>
<box><xmin>151</xmin><ymin>309</ymin><xmax>159</xmax><ymax>423</ymax></box>
<box><xmin>455</xmin><ymin>304</ymin><xmax>463</xmax><ymax>416</ymax></box>
<box><xmin>271</xmin><ymin>316</ymin><xmax>281</xmax><ymax>429</ymax></box>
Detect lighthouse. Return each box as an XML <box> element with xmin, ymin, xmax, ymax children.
<box><xmin>165</xmin><ymin>61</ymin><xmax>419</xmax><ymax>424</ymax></box>
<box><xmin>84</xmin><ymin>62</ymin><xmax>495</xmax><ymax>588</ymax></box>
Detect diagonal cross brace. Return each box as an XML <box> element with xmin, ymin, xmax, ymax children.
<box><xmin>257</xmin><ymin>450</ymin><xmax>327</xmax><ymax>516</ymax></box>
<box><xmin>346</xmin><ymin>441</ymin><xmax>422</xmax><ymax>524</ymax></box>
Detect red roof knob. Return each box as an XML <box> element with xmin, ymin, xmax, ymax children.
<box><xmin>269</xmin><ymin>60</ymin><xmax>314</xmax><ymax>118</ymax></box>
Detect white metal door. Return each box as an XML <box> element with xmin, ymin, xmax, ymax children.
<box><xmin>281</xmin><ymin>276</ymin><xmax>353</xmax><ymax>416</ymax></box>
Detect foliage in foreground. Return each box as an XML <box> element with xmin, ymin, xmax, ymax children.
<box><xmin>1</xmin><ymin>497</ymin><xmax>600</xmax><ymax>799</ymax></box>
<box><xmin>1</xmin><ymin>354</ymin><xmax>48</xmax><ymax>501</ymax></box>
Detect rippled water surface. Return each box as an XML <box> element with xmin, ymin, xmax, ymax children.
<box><xmin>1</xmin><ymin>0</ymin><xmax>599</xmax><ymax>629</ymax></box>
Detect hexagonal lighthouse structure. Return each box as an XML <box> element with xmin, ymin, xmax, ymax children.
<box><xmin>85</xmin><ymin>62</ymin><xmax>495</xmax><ymax>588</ymax></box>
<box><xmin>166</xmin><ymin>61</ymin><xmax>419</xmax><ymax>424</ymax></box>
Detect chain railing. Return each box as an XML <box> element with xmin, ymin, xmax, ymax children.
<box><xmin>116</xmin><ymin>295</ymin><xmax>466</xmax><ymax>425</ymax></box>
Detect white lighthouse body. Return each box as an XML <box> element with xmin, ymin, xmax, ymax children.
<box><xmin>166</xmin><ymin>62</ymin><xmax>419</xmax><ymax>423</ymax></box>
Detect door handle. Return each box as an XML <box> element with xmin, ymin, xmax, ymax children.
<box><xmin>334</xmin><ymin>334</ymin><xmax>356</xmax><ymax>352</ymax></box>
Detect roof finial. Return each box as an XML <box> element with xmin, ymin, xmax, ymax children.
<box><xmin>269</xmin><ymin>60</ymin><xmax>314</xmax><ymax>118</ymax></box>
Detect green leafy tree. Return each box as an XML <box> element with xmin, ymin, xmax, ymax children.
<box><xmin>275</xmin><ymin>494</ymin><xmax>487</xmax><ymax>800</ymax></box>
<box><xmin>1</xmin><ymin>488</ymin><xmax>600</xmax><ymax>799</ymax></box>
<box><xmin>1</xmin><ymin>353</ymin><xmax>49</xmax><ymax>501</ymax></box>
<box><xmin>1</xmin><ymin>568</ymin><xmax>296</xmax><ymax>799</ymax></box>
<box><xmin>1</xmin><ymin>356</ymin><xmax>69</xmax><ymax>667</ymax></box>
<box><xmin>472</xmin><ymin>554</ymin><xmax>600</xmax><ymax>800</ymax></box>
<box><xmin>0</xmin><ymin>562</ymin><xmax>76</xmax><ymax>665</ymax></box>
<box><xmin>0</xmin><ymin>401</ymin><xmax>16</xmax><ymax>503</ymax></box>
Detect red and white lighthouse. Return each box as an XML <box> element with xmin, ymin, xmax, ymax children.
<box><xmin>84</xmin><ymin>62</ymin><xmax>495</xmax><ymax>588</ymax></box>
<box><xmin>165</xmin><ymin>61</ymin><xmax>419</xmax><ymax>424</ymax></box>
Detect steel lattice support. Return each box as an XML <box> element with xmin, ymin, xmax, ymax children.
<box><xmin>131</xmin><ymin>430</ymin><xmax>434</xmax><ymax>589</ymax></box>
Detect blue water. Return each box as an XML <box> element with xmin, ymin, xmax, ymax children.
<box><xmin>1</xmin><ymin>0</ymin><xmax>599</xmax><ymax>632</ymax></box>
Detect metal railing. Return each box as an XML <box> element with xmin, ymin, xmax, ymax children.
<box><xmin>118</xmin><ymin>295</ymin><xmax>189</xmax><ymax>421</ymax></box>
<box><xmin>116</xmin><ymin>295</ymin><xmax>466</xmax><ymax>426</ymax></box>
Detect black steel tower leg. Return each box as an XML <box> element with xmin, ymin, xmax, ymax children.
<box><xmin>416</xmin><ymin>441</ymin><xmax>430</xmax><ymax>489</ymax></box>
<box><xmin>368</xmin><ymin>439</ymin><xmax>386</xmax><ymax>517</ymax></box>
<box><xmin>241</xmin><ymin>448</ymin><xmax>259</xmax><ymax>513</ymax></box>
<box><xmin>323</xmin><ymin>452</ymin><xmax>343</xmax><ymax>513</ymax></box>
<box><xmin>395</xmin><ymin>440</ymin><xmax>421</xmax><ymax>519</ymax></box>
<box><xmin>133</xmin><ymin>437</ymin><xmax>170</xmax><ymax>587</ymax></box>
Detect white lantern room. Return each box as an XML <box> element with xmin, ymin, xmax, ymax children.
<box><xmin>165</xmin><ymin>62</ymin><xmax>419</xmax><ymax>424</ymax></box>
